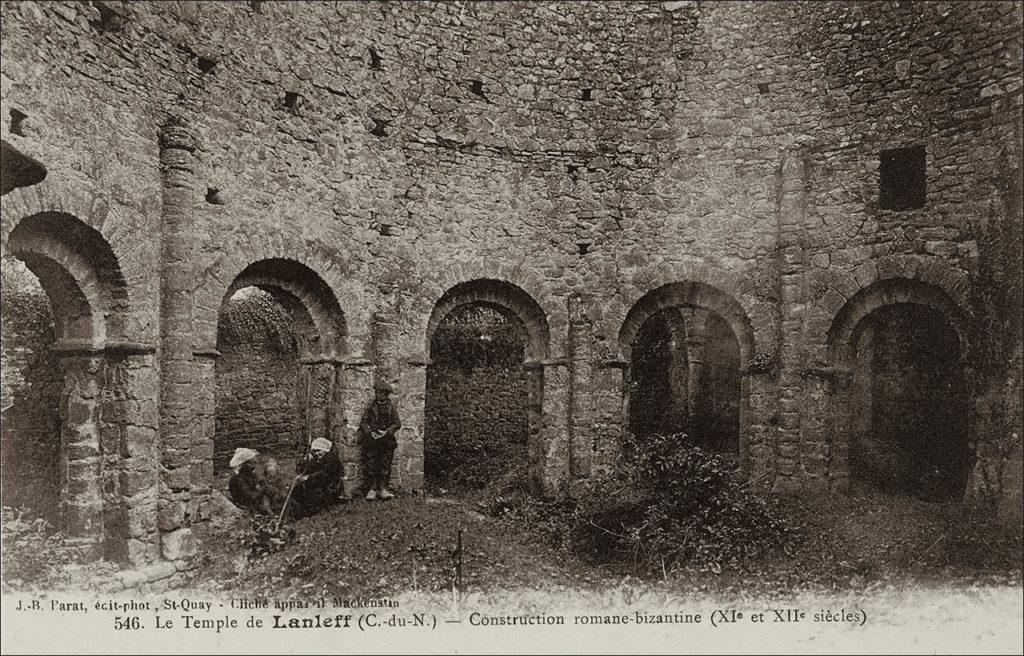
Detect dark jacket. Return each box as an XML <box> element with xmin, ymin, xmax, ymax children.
<box><xmin>300</xmin><ymin>450</ymin><xmax>342</xmax><ymax>496</ymax></box>
<box><xmin>291</xmin><ymin>449</ymin><xmax>343</xmax><ymax>516</ymax></box>
<box><xmin>229</xmin><ymin>462</ymin><xmax>273</xmax><ymax>514</ymax></box>
<box><xmin>359</xmin><ymin>398</ymin><xmax>401</xmax><ymax>450</ymax></box>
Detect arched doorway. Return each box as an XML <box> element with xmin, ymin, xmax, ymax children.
<box><xmin>627</xmin><ymin>307</ymin><xmax>742</xmax><ymax>452</ymax></box>
<box><xmin>425</xmin><ymin>303</ymin><xmax>530</xmax><ymax>493</ymax></box>
<box><xmin>620</xmin><ymin>282</ymin><xmax>752</xmax><ymax>459</ymax></box>
<box><xmin>830</xmin><ymin>279</ymin><xmax>972</xmax><ymax>501</ymax></box>
<box><xmin>215</xmin><ymin>287</ymin><xmax>306</xmax><ymax>470</ymax></box>
<box><xmin>424</xmin><ymin>280</ymin><xmax>549</xmax><ymax>495</ymax></box>
<box><xmin>209</xmin><ymin>259</ymin><xmax>348</xmax><ymax>494</ymax></box>
<box><xmin>2</xmin><ymin>211</ymin><xmax>139</xmax><ymax>560</ymax></box>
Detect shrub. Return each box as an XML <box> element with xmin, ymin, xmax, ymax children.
<box><xmin>579</xmin><ymin>432</ymin><xmax>791</xmax><ymax>574</ymax></box>
<box><xmin>494</xmin><ymin>432</ymin><xmax>793</xmax><ymax>576</ymax></box>
<box><xmin>0</xmin><ymin>508</ymin><xmax>67</xmax><ymax>584</ymax></box>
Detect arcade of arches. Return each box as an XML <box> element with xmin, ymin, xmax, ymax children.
<box><xmin>2</xmin><ymin>210</ymin><xmax>999</xmax><ymax>567</ymax></box>
<box><xmin>0</xmin><ymin>0</ymin><xmax>1020</xmax><ymax>571</ymax></box>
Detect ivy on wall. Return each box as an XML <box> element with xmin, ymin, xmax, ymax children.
<box><xmin>217</xmin><ymin>288</ymin><xmax>299</xmax><ymax>355</ymax></box>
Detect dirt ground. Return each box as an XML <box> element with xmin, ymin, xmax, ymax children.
<box><xmin>189</xmin><ymin>488</ymin><xmax>1022</xmax><ymax>600</ymax></box>
<box><xmin>185</xmin><ymin>490</ymin><xmax>1021</xmax><ymax>653</ymax></box>
<box><xmin>2</xmin><ymin>488</ymin><xmax>1021</xmax><ymax>653</ymax></box>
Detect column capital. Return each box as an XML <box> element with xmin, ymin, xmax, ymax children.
<box><xmin>524</xmin><ymin>358</ymin><xmax>569</xmax><ymax>370</ymax></box>
<box><xmin>192</xmin><ymin>348</ymin><xmax>221</xmax><ymax>360</ymax></box>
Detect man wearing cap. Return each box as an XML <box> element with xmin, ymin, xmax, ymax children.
<box><xmin>228</xmin><ymin>447</ymin><xmax>274</xmax><ymax>514</ymax></box>
<box><xmin>290</xmin><ymin>438</ymin><xmax>343</xmax><ymax>517</ymax></box>
<box><xmin>359</xmin><ymin>380</ymin><xmax>401</xmax><ymax>501</ymax></box>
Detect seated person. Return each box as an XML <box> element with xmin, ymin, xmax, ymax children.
<box><xmin>290</xmin><ymin>438</ymin><xmax>342</xmax><ymax>518</ymax></box>
<box><xmin>228</xmin><ymin>447</ymin><xmax>274</xmax><ymax>514</ymax></box>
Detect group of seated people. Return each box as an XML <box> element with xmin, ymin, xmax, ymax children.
<box><xmin>228</xmin><ymin>437</ymin><xmax>342</xmax><ymax>519</ymax></box>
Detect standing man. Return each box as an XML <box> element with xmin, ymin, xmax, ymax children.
<box><xmin>359</xmin><ymin>380</ymin><xmax>401</xmax><ymax>501</ymax></box>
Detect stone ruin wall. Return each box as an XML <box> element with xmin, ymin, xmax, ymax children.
<box><xmin>0</xmin><ymin>0</ymin><xmax>1021</xmax><ymax>566</ymax></box>
<box><xmin>424</xmin><ymin>363</ymin><xmax>530</xmax><ymax>490</ymax></box>
<box><xmin>214</xmin><ymin>345</ymin><xmax>303</xmax><ymax>467</ymax></box>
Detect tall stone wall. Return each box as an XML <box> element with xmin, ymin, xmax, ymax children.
<box><xmin>424</xmin><ymin>364</ymin><xmax>529</xmax><ymax>491</ymax></box>
<box><xmin>1</xmin><ymin>0</ymin><xmax>1021</xmax><ymax>567</ymax></box>
<box><xmin>214</xmin><ymin>346</ymin><xmax>303</xmax><ymax>467</ymax></box>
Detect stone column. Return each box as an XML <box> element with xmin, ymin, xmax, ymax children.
<box><xmin>97</xmin><ymin>343</ymin><xmax>160</xmax><ymax>563</ymax></box>
<box><xmin>523</xmin><ymin>360</ymin><xmax>546</xmax><ymax>483</ymax></box>
<box><xmin>535</xmin><ymin>359</ymin><xmax>570</xmax><ymax>497</ymax></box>
<box><xmin>567</xmin><ymin>295</ymin><xmax>593</xmax><ymax>484</ymax></box>
<box><xmin>158</xmin><ymin>120</ymin><xmax>199</xmax><ymax>562</ymax></box>
<box><xmin>117</xmin><ymin>348</ymin><xmax>161</xmax><ymax>565</ymax></box>
<box><xmin>398</xmin><ymin>355</ymin><xmax>428</xmax><ymax>491</ymax></box>
<box><xmin>682</xmin><ymin>308</ymin><xmax>709</xmax><ymax>423</ymax></box>
<box><xmin>592</xmin><ymin>359</ymin><xmax>628</xmax><ymax>478</ymax></box>
<box><xmin>97</xmin><ymin>352</ymin><xmax>128</xmax><ymax>562</ymax></box>
<box><xmin>830</xmin><ymin>326</ymin><xmax>875</xmax><ymax>494</ymax></box>
<box><xmin>371</xmin><ymin>311</ymin><xmax>401</xmax><ymax>384</ymax></box>
<box><xmin>191</xmin><ymin>349</ymin><xmax>218</xmax><ymax>525</ymax></box>
<box><xmin>774</xmin><ymin>148</ymin><xmax>808</xmax><ymax>493</ymax></box>
<box><xmin>337</xmin><ymin>357</ymin><xmax>373</xmax><ymax>496</ymax></box>
<box><xmin>54</xmin><ymin>352</ymin><xmax>104</xmax><ymax>559</ymax></box>
<box><xmin>827</xmin><ymin>368</ymin><xmax>854</xmax><ymax>493</ymax></box>
<box><xmin>370</xmin><ymin>311</ymin><xmax>411</xmax><ymax>490</ymax></box>
<box><xmin>744</xmin><ymin>370</ymin><xmax>775</xmax><ymax>485</ymax></box>
<box><xmin>297</xmin><ymin>359</ymin><xmax>336</xmax><ymax>454</ymax></box>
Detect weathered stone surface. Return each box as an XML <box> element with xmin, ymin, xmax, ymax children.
<box><xmin>160</xmin><ymin>527</ymin><xmax>197</xmax><ymax>562</ymax></box>
<box><xmin>0</xmin><ymin>0</ymin><xmax>1021</xmax><ymax>569</ymax></box>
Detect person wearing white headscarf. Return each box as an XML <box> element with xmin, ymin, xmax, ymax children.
<box><xmin>290</xmin><ymin>438</ymin><xmax>342</xmax><ymax>518</ymax></box>
<box><xmin>228</xmin><ymin>447</ymin><xmax>273</xmax><ymax>514</ymax></box>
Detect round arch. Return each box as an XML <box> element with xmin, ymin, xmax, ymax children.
<box><xmin>426</xmin><ymin>279</ymin><xmax>551</xmax><ymax>362</ymax></box>
<box><xmin>826</xmin><ymin>277</ymin><xmax>973</xmax><ymax>500</ymax></box>
<box><xmin>7</xmin><ymin>212</ymin><xmax>129</xmax><ymax>345</ymax></box>
<box><xmin>219</xmin><ymin>258</ymin><xmax>348</xmax><ymax>358</ymax></box>
<box><xmin>618</xmin><ymin>281</ymin><xmax>756</xmax><ymax>367</ymax></box>
<box><xmin>828</xmin><ymin>278</ymin><xmax>970</xmax><ymax>366</ymax></box>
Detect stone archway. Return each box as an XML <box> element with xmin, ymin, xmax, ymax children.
<box><xmin>424</xmin><ymin>279</ymin><xmax>551</xmax><ymax>495</ymax></box>
<box><xmin>619</xmin><ymin>281</ymin><xmax>755</xmax><ymax>467</ymax></box>
<box><xmin>3</xmin><ymin>212</ymin><xmax>155</xmax><ymax>562</ymax></box>
<box><xmin>202</xmin><ymin>258</ymin><xmax>352</xmax><ymax>500</ymax></box>
<box><xmin>827</xmin><ymin>278</ymin><xmax>972</xmax><ymax>500</ymax></box>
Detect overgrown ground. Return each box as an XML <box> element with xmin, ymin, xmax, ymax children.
<box><xmin>182</xmin><ymin>487</ymin><xmax>1021</xmax><ymax>600</ymax></box>
<box><xmin>2</xmin><ymin>486</ymin><xmax>1020</xmax><ymax>598</ymax></box>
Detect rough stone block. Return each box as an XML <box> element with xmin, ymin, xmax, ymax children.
<box><xmin>158</xmin><ymin>503</ymin><xmax>185</xmax><ymax>531</ymax></box>
<box><xmin>161</xmin><ymin>528</ymin><xmax>197</xmax><ymax>561</ymax></box>
<box><xmin>853</xmin><ymin>261</ymin><xmax>878</xmax><ymax>289</ymax></box>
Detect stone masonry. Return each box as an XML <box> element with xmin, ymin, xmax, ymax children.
<box><xmin>0</xmin><ymin>1</ymin><xmax>1021</xmax><ymax>567</ymax></box>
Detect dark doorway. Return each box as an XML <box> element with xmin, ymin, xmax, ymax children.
<box><xmin>849</xmin><ymin>303</ymin><xmax>970</xmax><ymax>500</ymax></box>
<box><xmin>425</xmin><ymin>304</ymin><xmax>529</xmax><ymax>494</ymax></box>
<box><xmin>214</xmin><ymin>287</ymin><xmax>304</xmax><ymax>471</ymax></box>
<box><xmin>700</xmin><ymin>313</ymin><xmax>742</xmax><ymax>453</ymax></box>
<box><xmin>628</xmin><ymin>307</ymin><xmax>741</xmax><ymax>453</ymax></box>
